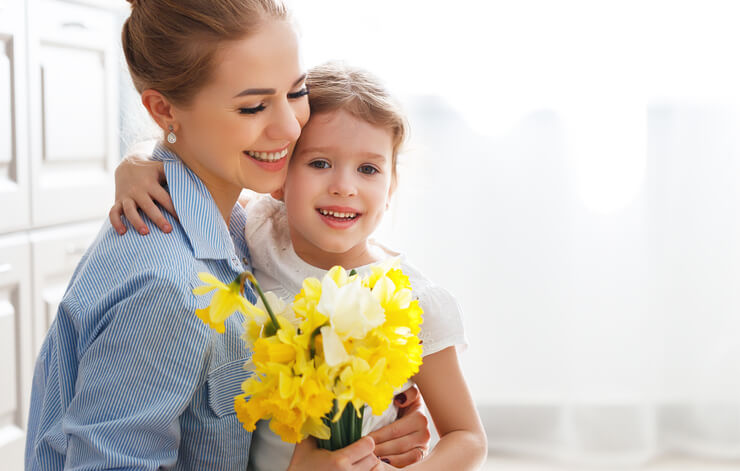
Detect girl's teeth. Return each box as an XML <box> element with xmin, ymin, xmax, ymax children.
<box><xmin>246</xmin><ymin>149</ymin><xmax>288</xmax><ymax>162</ymax></box>
<box><xmin>319</xmin><ymin>209</ymin><xmax>357</xmax><ymax>219</ymax></box>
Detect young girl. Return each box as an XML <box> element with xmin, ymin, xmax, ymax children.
<box><xmin>112</xmin><ymin>62</ymin><xmax>488</xmax><ymax>470</ymax></box>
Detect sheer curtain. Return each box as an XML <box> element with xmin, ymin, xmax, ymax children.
<box><xmin>291</xmin><ymin>0</ymin><xmax>740</xmax><ymax>466</ymax></box>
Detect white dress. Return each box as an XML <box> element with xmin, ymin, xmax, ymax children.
<box><xmin>244</xmin><ymin>195</ymin><xmax>467</xmax><ymax>471</ymax></box>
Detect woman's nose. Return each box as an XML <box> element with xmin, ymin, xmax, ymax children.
<box><xmin>265</xmin><ymin>100</ymin><xmax>303</xmax><ymax>143</ymax></box>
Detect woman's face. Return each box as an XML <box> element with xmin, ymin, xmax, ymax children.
<box><xmin>171</xmin><ymin>19</ymin><xmax>309</xmax><ymax>197</ymax></box>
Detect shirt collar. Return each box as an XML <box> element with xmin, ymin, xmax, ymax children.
<box><xmin>152</xmin><ymin>144</ymin><xmax>249</xmax><ymax>264</ymax></box>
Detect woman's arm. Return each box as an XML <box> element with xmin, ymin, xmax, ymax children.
<box><xmin>402</xmin><ymin>346</ymin><xmax>488</xmax><ymax>470</ymax></box>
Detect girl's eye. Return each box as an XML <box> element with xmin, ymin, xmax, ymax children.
<box><xmin>309</xmin><ymin>160</ymin><xmax>330</xmax><ymax>169</ymax></box>
<box><xmin>288</xmin><ymin>87</ymin><xmax>309</xmax><ymax>100</ymax></box>
<box><xmin>238</xmin><ymin>104</ymin><xmax>266</xmax><ymax>115</ymax></box>
<box><xmin>358</xmin><ymin>165</ymin><xmax>379</xmax><ymax>175</ymax></box>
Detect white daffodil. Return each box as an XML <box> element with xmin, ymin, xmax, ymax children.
<box><xmin>320</xmin><ymin>326</ymin><xmax>349</xmax><ymax>367</ymax></box>
<box><xmin>317</xmin><ymin>272</ymin><xmax>385</xmax><ymax>340</ymax></box>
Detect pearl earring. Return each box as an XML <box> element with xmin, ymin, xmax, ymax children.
<box><xmin>167</xmin><ymin>125</ymin><xmax>177</xmax><ymax>144</ymax></box>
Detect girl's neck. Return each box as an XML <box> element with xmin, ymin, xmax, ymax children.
<box><xmin>289</xmin><ymin>230</ymin><xmax>380</xmax><ymax>271</ymax></box>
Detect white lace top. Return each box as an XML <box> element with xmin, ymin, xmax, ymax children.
<box><xmin>243</xmin><ymin>195</ymin><xmax>467</xmax><ymax>471</ymax></box>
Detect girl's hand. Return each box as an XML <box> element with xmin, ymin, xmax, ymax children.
<box><xmin>110</xmin><ymin>157</ymin><xmax>175</xmax><ymax>235</ymax></box>
<box><xmin>368</xmin><ymin>385</ymin><xmax>431</xmax><ymax>468</ymax></box>
<box><xmin>288</xmin><ymin>436</ymin><xmax>383</xmax><ymax>471</ymax></box>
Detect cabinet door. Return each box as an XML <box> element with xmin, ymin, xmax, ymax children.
<box><xmin>0</xmin><ymin>235</ymin><xmax>33</xmax><ymax>469</ymax></box>
<box><xmin>0</xmin><ymin>0</ymin><xmax>31</xmax><ymax>232</ymax></box>
<box><xmin>28</xmin><ymin>0</ymin><xmax>119</xmax><ymax>227</ymax></box>
<box><xmin>30</xmin><ymin>222</ymin><xmax>99</xmax><ymax>356</ymax></box>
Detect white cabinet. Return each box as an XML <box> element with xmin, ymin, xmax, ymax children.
<box><xmin>27</xmin><ymin>0</ymin><xmax>119</xmax><ymax>227</ymax></box>
<box><xmin>0</xmin><ymin>0</ymin><xmax>125</xmax><ymax>466</ymax></box>
<box><xmin>0</xmin><ymin>236</ymin><xmax>33</xmax><ymax>471</ymax></box>
<box><xmin>0</xmin><ymin>0</ymin><xmax>31</xmax><ymax>233</ymax></box>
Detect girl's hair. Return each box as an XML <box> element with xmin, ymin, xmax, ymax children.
<box><xmin>306</xmin><ymin>62</ymin><xmax>408</xmax><ymax>178</ymax></box>
<box><xmin>122</xmin><ymin>0</ymin><xmax>288</xmax><ymax>106</ymax></box>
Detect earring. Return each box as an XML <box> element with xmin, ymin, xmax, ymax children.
<box><xmin>167</xmin><ymin>125</ymin><xmax>177</xmax><ymax>144</ymax></box>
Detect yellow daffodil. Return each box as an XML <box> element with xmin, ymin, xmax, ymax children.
<box><xmin>192</xmin><ymin>272</ymin><xmax>263</xmax><ymax>333</ymax></box>
<box><xmin>193</xmin><ymin>263</ymin><xmax>424</xmax><ymax>446</ymax></box>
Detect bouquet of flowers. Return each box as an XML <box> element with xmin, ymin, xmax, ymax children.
<box><xmin>193</xmin><ymin>260</ymin><xmax>424</xmax><ymax>450</ymax></box>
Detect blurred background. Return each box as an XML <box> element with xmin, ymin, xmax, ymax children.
<box><xmin>2</xmin><ymin>0</ymin><xmax>739</xmax><ymax>469</ymax></box>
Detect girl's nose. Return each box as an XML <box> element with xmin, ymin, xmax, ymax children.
<box><xmin>329</xmin><ymin>170</ymin><xmax>357</xmax><ymax>197</ymax></box>
<box><xmin>265</xmin><ymin>100</ymin><xmax>303</xmax><ymax>143</ymax></box>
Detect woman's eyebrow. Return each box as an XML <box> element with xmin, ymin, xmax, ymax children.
<box><xmin>233</xmin><ymin>74</ymin><xmax>307</xmax><ymax>98</ymax></box>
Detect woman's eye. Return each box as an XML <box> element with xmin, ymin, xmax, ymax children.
<box><xmin>309</xmin><ymin>160</ymin><xmax>330</xmax><ymax>169</ymax></box>
<box><xmin>238</xmin><ymin>104</ymin><xmax>266</xmax><ymax>115</ymax></box>
<box><xmin>288</xmin><ymin>87</ymin><xmax>309</xmax><ymax>99</ymax></box>
<box><xmin>358</xmin><ymin>165</ymin><xmax>378</xmax><ymax>175</ymax></box>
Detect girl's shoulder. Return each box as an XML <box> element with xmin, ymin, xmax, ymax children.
<box><xmin>243</xmin><ymin>193</ymin><xmax>288</xmax><ymax>242</ymax></box>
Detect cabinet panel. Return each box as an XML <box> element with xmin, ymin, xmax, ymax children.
<box><xmin>28</xmin><ymin>0</ymin><xmax>119</xmax><ymax>227</ymax></box>
<box><xmin>0</xmin><ymin>235</ymin><xmax>33</xmax><ymax>470</ymax></box>
<box><xmin>0</xmin><ymin>0</ymin><xmax>31</xmax><ymax>233</ymax></box>
<box><xmin>30</xmin><ymin>223</ymin><xmax>99</xmax><ymax>356</ymax></box>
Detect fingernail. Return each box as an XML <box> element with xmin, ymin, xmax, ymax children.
<box><xmin>394</xmin><ymin>393</ymin><xmax>406</xmax><ymax>404</ymax></box>
<box><xmin>140</xmin><ymin>229</ymin><xmax>148</xmax><ymax>235</ymax></box>
<box><xmin>381</xmin><ymin>458</ymin><xmax>390</xmax><ymax>464</ymax></box>
<box><xmin>164</xmin><ymin>224</ymin><xmax>171</xmax><ymax>232</ymax></box>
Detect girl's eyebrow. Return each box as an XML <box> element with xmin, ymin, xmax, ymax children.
<box><xmin>233</xmin><ymin>74</ymin><xmax>307</xmax><ymax>98</ymax></box>
<box><xmin>300</xmin><ymin>146</ymin><xmax>388</xmax><ymax>162</ymax></box>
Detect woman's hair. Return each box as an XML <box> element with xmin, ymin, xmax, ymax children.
<box><xmin>122</xmin><ymin>0</ymin><xmax>288</xmax><ymax>106</ymax></box>
<box><xmin>306</xmin><ymin>62</ymin><xmax>408</xmax><ymax>178</ymax></box>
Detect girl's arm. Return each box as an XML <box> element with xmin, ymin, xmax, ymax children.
<box><xmin>110</xmin><ymin>150</ymin><xmax>173</xmax><ymax>235</ymax></box>
<box><xmin>110</xmin><ymin>151</ymin><xmax>255</xmax><ymax>236</ymax></box>
<box><xmin>402</xmin><ymin>346</ymin><xmax>488</xmax><ymax>470</ymax></box>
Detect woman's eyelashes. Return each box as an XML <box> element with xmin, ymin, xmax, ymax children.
<box><xmin>238</xmin><ymin>104</ymin><xmax>266</xmax><ymax>115</ymax></box>
<box><xmin>237</xmin><ymin>88</ymin><xmax>308</xmax><ymax>115</ymax></box>
<box><xmin>287</xmin><ymin>87</ymin><xmax>309</xmax><ymax>99</ymax></box>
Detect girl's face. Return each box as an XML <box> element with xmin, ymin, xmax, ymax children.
<box><xmin>170</xmin><ymin>19</ymin><xmax>310</xmax><ymax>198</ymax></box>
<box><xmin>283</xmin><ymin>110</ymin><xmax>395</xmax><ymax>269</ymax></box>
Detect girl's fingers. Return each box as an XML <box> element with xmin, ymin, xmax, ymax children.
<box><xmin>109</xmin><ymin>202</ymin><xmax>127</xmax><ymax>235</ymax></box>
<box><xmin>122</xmin><ymin>200</ymin><xmax>149</xmax><ymax>235</ymax></box>
<box><xmin>139</xmin><ymin>197</ymin><xmax>172</xmax><ymax>233</ymax></box>
<box><xmin>339</xmin><ymin>435</ymin><xmax>376</xmax><ymax>465</ymax></box>
<box><xmin>150</xmin><ymin>184</ymin><xmax>178</xmax><ymax>223</ymax></box>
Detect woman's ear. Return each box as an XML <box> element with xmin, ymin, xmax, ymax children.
<box><xmin>141</xmin><ymin>89</ymin><xmax>177</xmax><ymax>133</ymax></box>
<box><xmin>270</xmin><ymin>187</ymin><xmax>285</xmax><ymax>201</ymax></box>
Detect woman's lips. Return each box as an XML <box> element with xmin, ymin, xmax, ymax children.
<box><xmin>243</xmin><ymin>149</ymin><xmax>288</xmax><ymax>172</ymax></box>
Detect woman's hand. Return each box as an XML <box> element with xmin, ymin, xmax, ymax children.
<box><xmin>368</xmin><ymin>385</ymin><xmax>431</xmax><ymax>468</ymax></box>
<box><xmin>288</xmin><ymin>436</ymin><xmax>384</xmax><ymax>471</ymax></box>
<box><xmin>110</xmin><ymin>157</ymin><xmax>175</xmax><ymax>235</ymax></box>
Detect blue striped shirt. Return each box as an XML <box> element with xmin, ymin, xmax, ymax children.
<box><xmin>26</xmin><ymin>144</ymin><xmax>256</xmax><ymax>470</ymax></box>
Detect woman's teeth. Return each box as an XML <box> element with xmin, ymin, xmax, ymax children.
<box><xmin>246</xmin><ymin>149</ymin><xmax>288</xmax><ymax>162</ymax></box>
<box><xmin>318</xmin><ymin>209</ymin><xmax>358</xmax><ymax>219</ymax></box>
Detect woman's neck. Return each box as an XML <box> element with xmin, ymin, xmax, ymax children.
<box><xmin>168</xmin><ymin>143</ymin><xmax>240</xmax><ymax>225</ymax></box>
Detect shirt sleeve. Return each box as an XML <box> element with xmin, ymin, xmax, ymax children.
<box><xmin>417</xmin><ymin>285</ymin><xmax>469</xmax><ymax>357</ymax></box>
<box><xmin>62</xmin><ymin>270</ymin><xmax>210</xmax><ymax>470</ymax></box>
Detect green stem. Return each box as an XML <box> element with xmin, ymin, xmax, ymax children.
<box><xmin>241</xmin><ymin>271</ymin><xmax>279</xmax><ymax>331</ymax></box>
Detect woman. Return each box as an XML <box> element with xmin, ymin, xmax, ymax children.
<box><xmin>25</xmin><ymin>1</ymin><xmax>427</xmax><ymax>470</ymax></box>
